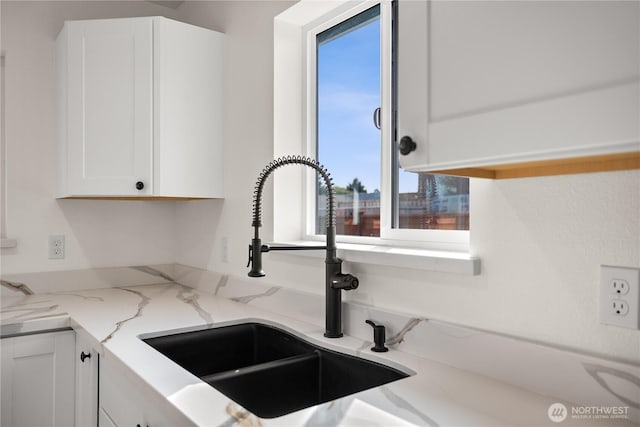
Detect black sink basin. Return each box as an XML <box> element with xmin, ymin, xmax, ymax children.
<box><xmin>142</xmin><ymin>322</ymin><xmax>311</xmax><ymax>377</ymax></box>
<box><xmin>143</xmin><ymin>322</ymin><xmax>410</xmax><ymax>418</ymax></box>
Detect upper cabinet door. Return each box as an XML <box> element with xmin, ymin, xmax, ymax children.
<box><xmin>57</xmin><ymin>17</ymin><xmax>224</xmax><ymax>198</ymax></box>
<box><xmin>396</xmin><ymin>0</ymin><xmax>640</xmax><ymax>177</ymax></box>
<box><xmin>65</xmin><ymin>18</ymin><xmax>153</xmax><ymax>196</ymax></box>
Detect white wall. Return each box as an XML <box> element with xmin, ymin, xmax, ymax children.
<box><xmin>174</xmin><ymin>1</ymin><xmax>295</xmax><ymax>270</ymax></box>
<box><xmin>176</xmin><ymin>1</ymin><xmax>640</xmax><ymax>362</ymax></box>
<box><xmin>1</xmin><ymin>1</ymin><xmax>638</xmax><ymax>362</ymax></box>
<box><xmin>0</xmin><ymin>1</ymin><xmax>190</xmax><ymax>274</ymax></box>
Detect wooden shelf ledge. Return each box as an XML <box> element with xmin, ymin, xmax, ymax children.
<box><xmin>429</xmin><ymin>151</ymin><xmax>640</xmax><ymax>179</ymax></box>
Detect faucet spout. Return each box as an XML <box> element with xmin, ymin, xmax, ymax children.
<box><xmin>248</xmin><ymin>156</ymin><xmax>358</xmax><ymax>338</ymax></box>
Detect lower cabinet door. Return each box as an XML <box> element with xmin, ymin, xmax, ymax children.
<box><xmin>0</xmin><ymin>330</ymin><xmax>75</xmax><ymax>427</ymax></box>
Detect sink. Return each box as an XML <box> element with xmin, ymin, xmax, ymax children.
<box><xmin>142</xmin><ymin>322</ymin><xmax>311</xmax><ymax>377</ymax></box>
<box><xmin>143</xmin><ymin>322</ymin><xmax>410</xmax><ymax>418</ymax></box>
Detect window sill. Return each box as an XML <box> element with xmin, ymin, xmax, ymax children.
<box><xmin>269</xmin><ymin>241</ymin><xmax>481</xmax><ymax>276</ymax></box>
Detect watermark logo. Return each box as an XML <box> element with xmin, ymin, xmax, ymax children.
<box><xmin>547</xmin><ymin>403</ymin><xmax>630</xmax><ymax>423</ymax></box>
<box><xmin>548</xmin><ymin>403</ymin><xmax>568</xmax><ymax>423</ymax></box>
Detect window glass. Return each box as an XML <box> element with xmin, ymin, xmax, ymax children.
<box><xmin>395</xmin><ymin>169</ymin><xmax>470</xmax><ymax>230</ymax></box>
<box><xmin>314</xmin><ymin>2</ymin><xmax>469</xmax><ymax>239</ymax></box>
<box><xmin>316</xmin><ymin>6</ymin><xmax>381</xmax><ymax>237</ymax></box>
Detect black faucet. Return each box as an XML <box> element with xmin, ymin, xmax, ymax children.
<box><xmin>247</xmin><ymin>156</ymin><xmax>359</xmax><ymax>338</ymax></box>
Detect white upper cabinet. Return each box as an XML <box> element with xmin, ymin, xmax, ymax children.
<box><xmin>57</xmin><ymin>17</ymin><xmax>224</xmax><ymax>198</ymax></box>
<box><xmin>396</xmin><ymin>1</ymin><xmax>640</xmax><ymax>178</ymax></box>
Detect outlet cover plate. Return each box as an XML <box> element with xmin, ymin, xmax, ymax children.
<box><xmin>48</xmin><ymin>235</ymin><xmax>65</xmax><ymax>260</ymax></box>
<box><xmin>600</xmin><ymin>265</ymin><xmax>639</xmax><ymax>329</ymax></box>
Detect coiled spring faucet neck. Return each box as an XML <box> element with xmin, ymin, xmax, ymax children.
<box><xmin>248</xmin><ymin>155</ymin><xmax>358</xmax><ymax>338</ymax></box>
<box><xmin>251</xmin><ymin>155</ymin><xmax>335</xmax><ymax>231</ymax></box>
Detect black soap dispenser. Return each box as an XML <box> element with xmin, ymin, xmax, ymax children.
<box><xmin>365</xmin><ymin>320</ymin><xmax>389</xmax><ymax>352</ymax></box>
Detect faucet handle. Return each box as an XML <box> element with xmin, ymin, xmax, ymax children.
<box><xmin>365</xmin><ymin>320</ymin><xmax>389</xmax><ymax>352</ymax></box>
<box><xmin>332</xmin><ymin>273</ymin><xmax>359</xmax><ymax>290</ymax></box>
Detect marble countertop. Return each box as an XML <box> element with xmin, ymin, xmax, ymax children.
<box><xmin>1</xmin><ymin>281</ymin><xmax>634</xmax><ymax>427</ymax></box>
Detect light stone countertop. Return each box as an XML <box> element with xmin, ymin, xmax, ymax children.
<box><xmin>1</xmin><ymin>282</ymin><xmax>635</xmax><ymax>427</ymax></box>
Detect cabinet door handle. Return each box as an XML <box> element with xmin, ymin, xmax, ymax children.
<box><xmin>135</xmin><ymin>181</ymin><xmax>145</xmax><ymax>190</ymax></box>
<box><xmin>398</xmin><ymin>136</ymin><xmax>416</xmax><ymax>155</ymax></box>
<box><xmin>80</xmin><ymin>351</ymin><xmax>91</xmax><ymax>363</ymax></box>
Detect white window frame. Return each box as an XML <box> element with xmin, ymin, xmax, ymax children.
<box><xmin>302</xmin><ymin>0</ymin><xmax>470</xmax><ymax>253</ymax></box>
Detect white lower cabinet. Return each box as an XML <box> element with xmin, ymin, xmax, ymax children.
<box><xmin>99</xmin><ymin>355</ymin><xmax>192</xmax><ymax>427</ymax></box>
<box><xmin>1</xmin><ymin>328</ymin><xmax>189</xmax><ymax>427</ymax></box>
<box><xmin>76</xmin><ymin>330</ymin><xmax>100</xmax><ymax>427</ymax></box>
<box><xmin>1</xmin><ymin>330</ymin><xmax>76</xmax><ymax>427</ymax></box>
<box><xmin>100</xmin><ymin>356</ymin><xmax>146</xmax><ymax>427</ymax></box>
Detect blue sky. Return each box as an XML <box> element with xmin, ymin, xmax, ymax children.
<box><xmin>317</xmin><ymin>17</ymin><xmax>418</xmax><ymax>194</ymax></box>
<box><xmin>317</xmin><ymin>18</ymin><xmax>382</xmax><ymax>193</ymax></box>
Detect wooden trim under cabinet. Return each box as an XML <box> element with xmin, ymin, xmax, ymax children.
<box><xmin>428</xmin><ymin>151</ymin><xmax>640</xmax><ymax>179</ymax></box>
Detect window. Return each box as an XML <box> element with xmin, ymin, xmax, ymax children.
<box><xmin>316</xmin><ymin>5</ymin><xmax>382</xmax><ymax>237</ymax></box>
<box><xmin>309</xmin><ymin>1</ymin><xmax>469</xmax><ymax>248</ymax></box>
<box><xmin>394</xmin><ymin>171</ymin><xmax>470</xmax><ymax>231</ymax></box>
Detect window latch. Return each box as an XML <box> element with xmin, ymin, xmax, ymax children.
<box><xmin>373</xmin><ymin>107</ymin><xmax>381</xmax><ymax>130</ymax></box>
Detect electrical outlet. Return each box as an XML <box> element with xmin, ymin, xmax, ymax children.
<box><xmin>600</xmin><ymin>265</ymin><xmax>639</xmax><ymax>329</ymax></box>
<box><xmin>611</xmin><ymin>300</ymin><xmax>629</xmax><ymax>316</ymax></box>
<box><xmin>611</xmin><ymin>279</ymin><xmax>630</xmax><ymax>295</ymax></box>
<box><xmin>48</xmin><ymin>235</ymin><xmax>65</xmax><ymax>259</ymax></box>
